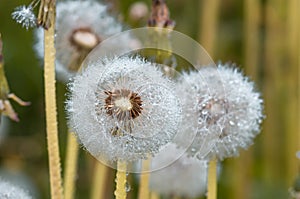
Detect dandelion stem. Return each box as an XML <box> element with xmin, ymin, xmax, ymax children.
<box><xmin>43</xmin><ymin>1</ymin><xmax>63</xmax><ymax>198</ymax></box>
<box><xmin>150</xmin><ymin>192</ymin><xmax>160</xmax><ymax>199</ymax></box>
<box><xmin>138</xmin><ymin>159</ymin><xmax>151</xmax><ymax>199</ymax></box>
<box><xmin>207</xmin><ymin>158</ymin><xmax>217</xmax><ymax>199</ymax></box>
<box><xmin>63</xmin><ymin>132</ymin><xmax>79</xmax><ymax>199</ymax></box>
<box><xmin>91</xmin><ymin>162</ymin><xmax>108</xmax><ymax>199</ymax></box>
<box><xmin>114</xmin><ymin>161</ymin><xmax>127</xmax><ymax>199</ymax></box>
<box><xmin>198</xmin><ymin>0</ymin><xmax>220</xmax><ymax>55</ymax></box>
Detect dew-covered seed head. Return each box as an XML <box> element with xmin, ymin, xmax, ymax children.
<box><xmin>12</xmin><ymin>5</ymin><xmax>37</xmax><ymax>30</ymax></box>
<box><xmin>149</xmin><ymin>144</ymin><xmax>208</xmax><ymax>198</ymax></box>
<box><xmin>177</xmin><ymin>64</ymin><xmax>264</xmax><ymax>160</ymax></box>
<box><xmin>66</xmin><ymin>56</ymin><xmax>182</xmax><ymax>163</ymax></box>
<box><xmin>34</xmin><ymin>0</ymin><xmax>126</xmax><ymax>82</ymax></box>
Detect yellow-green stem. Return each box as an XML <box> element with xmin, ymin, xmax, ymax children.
<box><xmin>63</xmin><ymin>132</ymin><xmax>79</xmax><ymax>199</ymax></box>
<box><xmin>138</xmin><ymin>159</ymin><xmax>151</xmax><ymax>199</ymax></box>
<box><xmin>199</xmin><ymin>0</ymin><xmax>220</xmax><ymax>55</ymax></box>
<box><xmin>150</xmin><ymin>192</ymin><xmax>159</xmax><ymax>199</ymax></box>
<box><xmin>207</xmin><ymin>159</ymin><xmax>217</xmax><ymax>199</ymax></box>
<box><xmin>114</xmin><ymin>161</ymin><xmax>127</xmax><ymax>199</ymax></box>
<box><xmin>91</xmin><ymin>162</ymin><xmax>108</xmax><ymax>199</ymax></box>
<box><xmin>44</xmin><ymin>3</ymin><xmax>63</xmax><ymax>198</ymax></box>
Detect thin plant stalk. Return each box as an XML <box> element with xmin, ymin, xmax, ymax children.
<box><xmin>91</xmin><ymin>162</ymin><xmax>108</xmax><ymax>199</ymax></box>
<box><xmin>138</xmin><ymin>159</ymin><xmax>151</xmax><ymax>199</ymax></box>
<box><xmin>230</xmin><ymin>1</ymin><xmax>262</xmax><ymax>199</ymax></box>
<box><xmin>263</xmin><ymin>0</ymin><xmax>285</xmax><ymax>183</ymax></box>
<box><xmin>114</xmin><ymin>161</ymin><xmax>127</xmax><ymax>199</ymax></box>
<box><xmin>198</xmin><ymin>0</ymin><xmax>220</xmax><ymax>55</ymax></box>
<box><xmin>285</xmin><ymin>0</ymin><xmax>299</xmax><ymax>184</ymax></box>
<box><xmin>150</xmin><ymin>192</ymin><xmax>159</xmax><ymax>199</ymax></box>
<box><xmin>298</xmin><ymin>0</ymin><xmax>300</xmax><ymax>158</ymax></box>
<box><xmin>199</xmin><ymin>1</ymin><xmax>219</xmax><ymax>199</ymax></box>
<box><xmin>207</xmin><ymin>158</ymin><xmax>217</xmax><ymax>199</ymax></box>
<box><xmin>43</xmin><ymin>0</ymin><xmax>64</xmax><ymax>197</ymax></box>
<box><xmin>63</xmin><ymin>132</ymin><xmax>79</xmax><ymax>199</ymax></box>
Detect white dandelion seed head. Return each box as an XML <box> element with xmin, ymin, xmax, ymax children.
<box><xmin>149</xmin><ymin>143</ymin><xmax>208</xmax><ymax>198</ymax></box>
<box><xmin>12</xmin><ymin>5</ymin><xmax>36</xmax><ymax>30</ymax></box>
<box><xmin>0</xmin><ymin>179</ymin><xmax>33</xmax><ymax>199</ymax></box>
<box><xmin>177</xmin><ymin>64</ymin><xmax>264</xmax><ymax>160</ymax></box>
<box><xmin>34</xmin><ymin>0</ymin><xmax>127</xmax><ymax>82</ymax></box>
<box><xmin>66</xmin><ymin>56</ymin><xmax>182</xmax><ymax>164</ymax></box>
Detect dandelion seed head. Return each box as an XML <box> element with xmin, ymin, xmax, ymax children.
<box><xmin>177</xmin><ymin>64</ymin><xmax>264</xmax><ymax>160</ymax></box>
<box><xmin>149</xmin><ymin>144</ymin><xmax>208</xmax><ymax>198</ymax></box>
<box><xmin>12</xmin><ymin>5</ymin><xmax>36</xmax><ymax>30</ymax></box>
<box><xmin>66</xmin><ymin>56</ymin><xmax>182</xmax><ymax>163</ymax></box>
<box><xmin>0</xmin><ymin>179</ymin><xmax>32</xmax><ymax>199</ymax></box>
<box><xmin>34</xmin><ymin>0</ymin><xmax>127</xmax><ymax>82</ymax></box>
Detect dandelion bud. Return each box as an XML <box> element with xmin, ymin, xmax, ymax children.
<box><xmin>149</xmin><ymin>144</ymin><xmax>208</xmax><ymax>198</ymax></box>
<box><xmin>66</xmin><ymin>56</ymin><xmax>182</xmax><ymax>165</ymax></box>
<box><xmin>177</xmin><ymin>64</ymin><xmax>264</xmax><ymax>160</ymax></box>
<box><xmin>35</xmin><ymin>0</ymin><xmax>125</xmax><ymax>82</ymax></box>
<box><xmin>0</xmin><ymin>179</ymin><xmax>33</xmax><ymax>199</ymax></box>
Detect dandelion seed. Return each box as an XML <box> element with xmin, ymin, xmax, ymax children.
<box><xmin>177</xmin><ymin>64</ymin><xmax>264</xmax><ymax>160</ymax></box>
<box><xmin>12</xmin><ymin>5</ymin><xmax>37</xmax><ymax>30</ymax></box>
<box><xmin>66</xmin><ymin>56</ymin><xmax>182</xmax><ymax>163</ymax></box>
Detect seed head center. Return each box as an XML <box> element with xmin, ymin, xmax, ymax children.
<box><xmin>104</xmin><ymin>89</ymin><xmax>143</xmax><ymax>121</ymax></box>
<box><xmin>114</xmin><ymin>97</ymin><xmax>133</xmax><ymax>111</ymax></box>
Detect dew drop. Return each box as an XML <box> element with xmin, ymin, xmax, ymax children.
<box><xmin>229</xmin><ymin>121</ymin><xmax>235</xmax><ymax>126</ymax></box>
<box><xmin>125</xmin><ymin>182</ymin><xmax>131</xmax><ymax>192</ymax></box>
<box><xmin>202</xmin><ymin>110</ymin><xmax>208</xmax><ymax>115</ymax></box>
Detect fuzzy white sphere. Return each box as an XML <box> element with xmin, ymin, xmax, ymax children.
<box><xmin>177</xmin><ymin>64</ymin><xmax>264</xmax><ymax>160</ymax></box>
<box><xmin>35</xmin><ymin>0</ymin><xmax>124</xmax><ymax>82</ymax></box>
<box><xmin>0</xmin><ymin>179</ymin><xmax>32</xmax><ymax>199</ymax></box>
<box><xmin>66</xmin><ymin>56</ymin><xmax>182</xmax><ymax>163</ymax></box>
<box><xmin>149</xmin><ymin>144</ymin><xmax>208</xmax><ymax>198</ymax></box>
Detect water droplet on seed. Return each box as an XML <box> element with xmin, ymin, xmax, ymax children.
<box><xmin>125</xmin><ymin>182</ymin><xmax>131</xmax><ymax>192</ymax></box>
<box><xmin>229</xmin><ymin>121</ymin><xmax>235</xmax><ymax>126</ymax></box>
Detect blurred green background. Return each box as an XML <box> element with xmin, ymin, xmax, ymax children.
<box><xmin>0</xmin><ymin>0</ymin><xmax>299</xmax><ymax>198</ymax></box>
